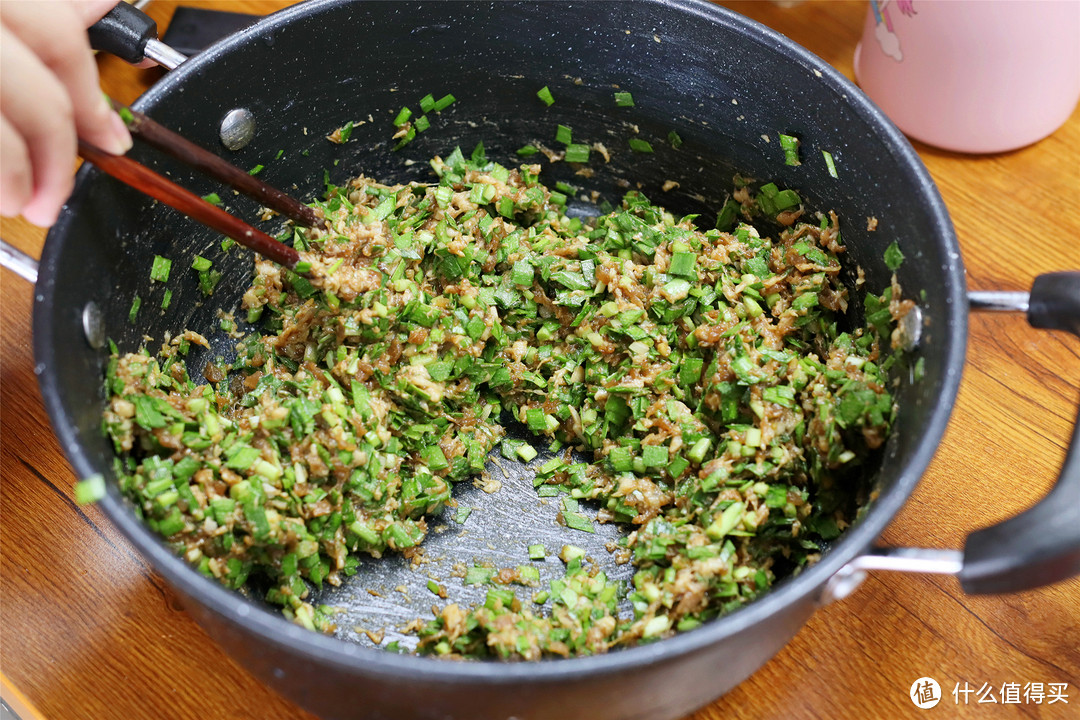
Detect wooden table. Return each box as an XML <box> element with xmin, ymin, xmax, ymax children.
<box><xmin>2</xmin><ymin>2</ymin><xmax>1077</xmax><ymax>718</ymax></box>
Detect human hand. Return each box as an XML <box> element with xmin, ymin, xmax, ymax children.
<box><xmin>1</xmin><ymin>0</ymin><xmax>132</xmax><ymax>227</ymax></box>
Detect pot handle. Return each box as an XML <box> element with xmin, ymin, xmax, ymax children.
<box><xmin>0</xmin><ymin>239</ymin><xmax>40</xmax><ymax>284</ymax></box>
<box><xmin>960</xmin><ymin>272</ymin><xmax>1080</xmax><ymax>593</ymax></box>
<box><xmin>822</xmin><ymin>272</ymin><xmax>1080</xmax><ymax>604</ymax></box>
<box><xmin>88</xmin><ymin>2</ymin><xmax>187</xmax><ymax>70</ymax></box>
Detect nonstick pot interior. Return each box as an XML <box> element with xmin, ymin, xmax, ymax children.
<box><xmin>34</xmin><ymin>2</ymin><xmax>965</xmax><ymax>718</ymax></box>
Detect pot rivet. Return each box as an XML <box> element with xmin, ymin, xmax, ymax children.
<box><xmin>897</xmin><ymin>304</ymin><xmax>924</xmax><ymax>352</ymax></box>
<box><xmin>82</xmin><ymin>301</ymin><xmax>105</xmax><ymax>350</ymax></box>
<box><xmin>818</xmin><ymin>565</ymin><xmax>866</xmax><ymax>606</ymax></box>
<box><xmin>220</xmin><ymin>108</ymin><xmax>256</xmax><ymax>151</ymax></box>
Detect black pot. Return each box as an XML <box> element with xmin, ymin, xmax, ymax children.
<box><xmin>13</xmin><ymin>2</ymin><xmax>1079</xmax><ymax>719</ymax></box>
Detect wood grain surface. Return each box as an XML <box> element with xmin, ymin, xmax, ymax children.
<box><xmin>2</xmin><ymin>2</ymin><xmax>1078</xmax><ymax>719</ymax></box>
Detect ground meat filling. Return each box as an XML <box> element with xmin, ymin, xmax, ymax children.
<box><xmin>104</xmin><ymin>148</ymin><xmax>901</xmax><ymax>658</ymax></box>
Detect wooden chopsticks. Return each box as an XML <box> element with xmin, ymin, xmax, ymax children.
<box><xmin>110</xmin><ymin>100</ymin><xmax>322</xmax><ymax>228</ymax></box>
<box><xmin>76</xmin><ymin>100</ymin><xmax>321</xmax><ymax>273</ymax></box>
<box><xmin>78</xmin><ymin>140</ymin><xmax>302</xmax><ymax>270</ymax></box>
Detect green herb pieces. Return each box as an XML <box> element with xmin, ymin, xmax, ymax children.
<box><xmin>564</xmin><ymin>143</ymin><xmax>590</xmax><ymax>163</ymax></box>
<box><xmin>822</xmin><ymin>149</ymin><xmax>838</xmax><ymax>178</ymax></box>
<box><xmin>537</xmin><ymin>86</ymin><xmax>555</xmax><ymax>106</ymax></box>
<box><xmin>779</xmin><ymin>133</ymin><xmax>800</xmax><ymax>166</ymax></box>
<box><xmin>201</xmin><ymin>192</ymin><xmax>222</xmax><ymax>205</ymax></box>
<box><xmin>555</xmin><ymin>124</ymin><xmax>572</xmax><ymax>145</ymax></box>
<box><xmin>628</xmin><ymin>138</ymin><xmax>653</xmax><ymax>153</ymax></box>
<box><xmin>884</xmin><ymin>241</ymin><xmax>905</xmax><ymax>271</ymax></box>
<box><xmin>74</xmin><ymin>474</ymin><xmax>105</xmax><ymax>504</ymax></box>
<box><xmin>614</xmin><ymin>91</ymin><xmax>635</xmax><ymax>107</ymax></box>
<box><xmin>149</xmin><ymin>255</ymin><xmax>171</xmax><ymax>283</ymax></box>
<box><xmin>106</xmin><ymin>149</ymin><xmax>901</xmax><ymax>660</ymax></box>
<box><xmin>433</xmin><ymin>94</ymin><xmax>456</xmax><ymax>112</ymax></box>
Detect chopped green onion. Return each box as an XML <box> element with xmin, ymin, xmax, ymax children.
<box><xmin>201</xmin><ymin>192</ymin><xmax>221</xmax><ymax>205</ymax></box>
<box><xmin>537</xmin><ymin>86</ymin><xmax>555</xmax><ymax>106</ymax></box>
<box><xmin>528</xmin><ymin>543</ymin><xmax>546</xmax><ymax>560</ymax></box>
<box><xmin>628</xmin><ymin>138</ymin><xmax>653</xmax><ymax>153</ymax></box>
<box><xmin>249</xmin><ymin>164</ymin><xmax>264</xmax><ymax>176</ymax></box>
<box><xmin>128</xmin><ymin>294</ymin><xmax>141</xmax><ymax>323</ymax></box>
<box><xmin>161</xmin><ymin>289</ymin><xmax>172</xmax><ymax>310</ymax></box>
<box><xmin>884</xmin><ymin>241</ymin><xmax>904</xmax><ymax>271</ymax></box>
<box><xmin>517</xmin><ymin>144</ymin><xmax>539</xmax><ymax>156</ymax></box>
<box><xmin>74</xmin><ymin>474</ymin><xmax>105</xmax><ymax>504</ymax></box>
<box><xmin>779</xmin><ymin>133</ymin><xmax>801</xmax><ymax>166</ymax></box>
<box><xmin>191</xmin><ymin>256</ymin><xmax>212</xmax><ymax>272</ymax></box>
<box><xmin>614</xmin><ymin>91</ymin><xmax>635</xmax><ymax>107</ymax></box>
<box><xmin>668</xmin><ymin>130</ymin><xmax>683</xmax><ymax>148</ymax></box>
<box><xmin>432</xmin><ymin>93</ymin><xmax>456</xmax><ymax>112</ymax></box>
<box><xmin>564</xmin><ymin>144</ymin><xmax>590</xmax><ymax>163</ymax></box>
<box><xmin>414</xmin><ymin>115</ymin><xmax>431</xmax><ymax>133</ymax></box>
<box><xmin>822</xmin><ymin>150</ymin><xmax>838</xmax><ymax>178</ymax></box>
<box><xmin>419</xmin><ymin>93</ymin><xmax>436</xmax><ymax>113</ymax></box>
<box><xmin>149</xmin><ymin>255</ymin><xmax>171</xmax><ymax>283</ymax></box>
<box><xmin>555</xmin><ymin>124</ymin><xmax>572</xmax><ymax>145</ymax></box>
<box><xmin>393</xmin><ymin>107</ymin><xmax>412</xmax><ymax>127</ymax></box>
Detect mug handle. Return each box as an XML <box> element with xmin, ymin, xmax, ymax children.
<box><xmin>822</xmin><ymin>272</ymin><xmax>1080</xmax><ymax>602</ymax></box>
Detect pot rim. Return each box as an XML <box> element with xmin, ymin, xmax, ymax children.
<box><xmin>35</xmin><ymin>0</ymin><xmax>966</xmax><ymax>685</ymax></box>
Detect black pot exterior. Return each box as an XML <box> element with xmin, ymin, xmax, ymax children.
<box><xmin>34</xmin><ymin>2</ymin><xmax>966</xmax><ymax>718</ymax></box>
<box><xmin>177</xmin><ymin>581</ymin><xmax>813</xmax><ymax>720</ymax></box>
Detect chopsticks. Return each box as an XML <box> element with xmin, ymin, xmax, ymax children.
<box><xmin>78</xmin><ymin>140</ymin><xmax>302</xmax><ymax>270</ymax></box>
<box><xmin>77</xmin><ymin>100</ymin><xmax>322</xmax><ymax>273</ymax></box>
<box><xmin>110</xmin><ymin>100</ymin><xmax>322</xmax><ymax>228</ymax></box>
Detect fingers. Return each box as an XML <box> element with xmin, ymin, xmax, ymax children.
<box><xmin>1</xmin><ymin>1</ymin><xmax>131</xmax><ymax>158</ymax></box>
<box><xmin>0</xmin><ymin>26</ymin><xmax>77</xmax><ymax>226</ymax></box>
<box><xmin>72</xmin><ymin>0</ymin><xmax>127</xmax><ymax>27</ymax></box>
<box><xmin>0</xmin><ymin>115</ymin><xmax>32</xmax><ymax>219</ymax></box>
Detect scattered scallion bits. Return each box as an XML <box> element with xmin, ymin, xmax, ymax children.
<box><xmin>74</xmin><ymin>474</ymin><xmax>105</xmax><ymax>504</ymax></box>
<box><xmin>779</xmin><ymin>133</ymin><xmax>801</xmax><ymax>166</ymax></box>
<box><xmin>884</xmin><ymin>241</ymin><xmax>905</xmax><ymax>271</ymax></box>
<box><xmin>822</xmin><ymin>149</ymin><xmax>838</xmax><ymax>178</ymax></box>
<box><xmin>536</xmin><ymin>85</ymin><xmax>555</xmax><ymax>106</ymax></box>
<box><xmin>149</xmin><ymin>255</ymin><xmax>171</xmax><ymax>283</ymax></box>
<box><xmin>563</xmin><ymin>143</ymin><xmax>590</xmax><ymax>163</ymax></box>
<box><xmin>432</xmin><ymin>93</ymin><xmax>455</xmax><ymax>112</ymax></box>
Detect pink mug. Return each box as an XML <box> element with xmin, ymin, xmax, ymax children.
<box><xmin>853</xmin><ymin>0</ymin><xmax>1080</xmax><ymax>154</ymax></box>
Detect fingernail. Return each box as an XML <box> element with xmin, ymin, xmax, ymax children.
<box><xmin>109</xmin><ymin>112</ymin><xmax>134</xmax><ymax>154</ymax></box>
